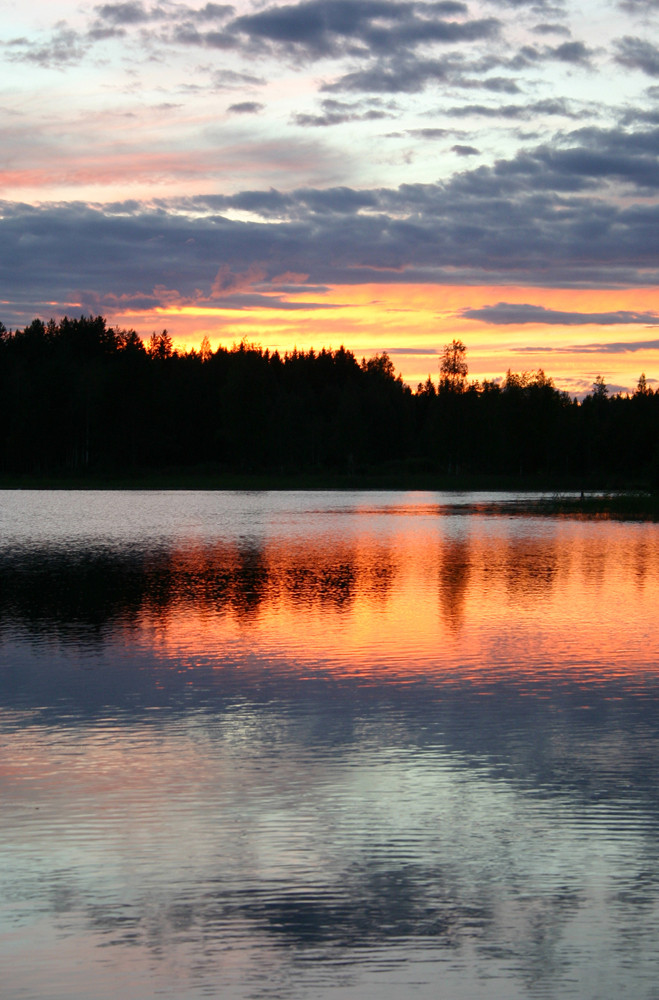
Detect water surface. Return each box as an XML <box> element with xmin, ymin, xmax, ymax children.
<box><xmin>2</xmin><ymin>490</ymin><xmax>659</xmax><ymax>999</ymax></box>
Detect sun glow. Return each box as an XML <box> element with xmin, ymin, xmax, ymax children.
<box><xmin>114</xmin><ymin>283</ymin><xmax>659</xmax><ymax>396</ymax></box>
<box><xmin>120</xmin><ymin>520</ymin><xmax>659</xmax><ymax>687</ymax></box>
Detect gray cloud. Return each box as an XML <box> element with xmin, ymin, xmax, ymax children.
<box><xmin>461</xmin><ymin>303</ymin><xmax>659</xmax><ymax>324</ymax></box>
<box><xmin>93</xmin><ymin>2</ymin><xmax>153</xmax><ymax>25</ymax></box>
<box><xmin>452</xmin><ymin>144</ymin><xmax>480</xmax><ymax>155</ymax></box>
<box><xmin>407</xmin><ymin>127</ymin><xmax>452</xmax><ymax>138</ymax></box>
<box><xmin>322</xmin><ymin>50</ymin><xmax>508</xmax><ymax>94</ymax></box>
<box><xmin>230</xmin><ymin>0</ymin><xmax>492</xmax><ymax>60</ymax></box>
<box><xmin>94</xmin><ymin>0</ymin><xmax>498</xmax><ymax>65</ymax></box>
<box><xmin>227</xmin><ymin>101</ymin><xmax>265</xmax><ymax>113</ymax></box>
<box><xmin>617</xmin><ymin>0</ymin><xmax>659</xmax><ymax>14</ymax></box>
<box><xmin>444</xmin><ymin>97</ymin><xmax>581</xmax><ymax>119</ymax></box>
<box><xmin>4</xmin><ymin>25</ymin><xmax>89</xmax><ymax>66</ymax></box>
<box><xmin>512</xmin><ymin>39</ymin><xmax>595</xmax><ymax>68</ymax></box>
<box><xmin>293</xmin><ymin>97</ymin><xmax>393</xmax><ymax>126</ymax></box>
<box><xmin>192</xmin><ymin>3</ymin><xmax>236</xmax><ymax>19</ymax></box>
<box><xmin>2</xmin><ymin>124</ymin><xmax>659</xmax><ymax>328</ymax></box>
<box><xmin>479</xmin><ymin>124</ymin><xmax>659</xmax><ymax>193</ymax></box>
<box><xmin>211</xmin><ymin>68</ymin><xmax>266</xmax><ymax>88</ymax></box>
<box><xmin>532</xmin><ymin>22</ymin><xmax>572</xmax><ymax>36</ymax></box>
<box><xmin>614</xmin><ymin>37</ymin><xmax>659</xmax><ymax>77</ymax></box>
<box><xmin>514</xmin><ymin>339</ymin><xmax>659</xmax><ymax>352</ymax></box>
<box><xmin>486</xmin><ymin>0</ymin><xmax>565</xmax><ymax>7</ymax></box>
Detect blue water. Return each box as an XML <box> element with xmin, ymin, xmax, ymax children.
<box><xmin>1</xmin><ymin>491</ymin><xmax>659</xmax><ymax>999</ymax></box>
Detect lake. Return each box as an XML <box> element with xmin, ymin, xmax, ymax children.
<box><xmin>1</xmin><ymin>490</ymin><xmax>659</xmax><ymax>1000</ymax></box>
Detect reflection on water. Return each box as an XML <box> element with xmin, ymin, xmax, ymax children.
<box><xmin>2</xmin><ymin>491</ymin><xmax>659</xmax><ymax>1000</ymax></box>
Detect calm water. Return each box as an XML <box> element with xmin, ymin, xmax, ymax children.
<box><xmin>2</xmin><ymin>490</ymin><xmax>659</xmax><ymax>1000</ymax></box>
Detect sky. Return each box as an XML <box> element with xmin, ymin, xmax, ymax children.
<box><xmin>1</xmin><ymin>0</ymin><xmax>659</xmax><ymax>395</ymax></box>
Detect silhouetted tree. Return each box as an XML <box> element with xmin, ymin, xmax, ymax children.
<box><xmin>0</xmin><ymin>318</ymin><xmax>656</xmax><ymax>484</ymax></box>
<box><xmin>439</xmin><ymin>340</ymin><xmax>468</xmax><ymax>393</ymax></box>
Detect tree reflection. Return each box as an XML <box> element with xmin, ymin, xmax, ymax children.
<box><xmin>438</xmin><ymin>537</ymin><xmax>472</xmax><ymax>633</ymax></box>
<box><xmin>0</xmin><ymin>537</ymin><xmax>383</xmax><ymax>641</ymax></box>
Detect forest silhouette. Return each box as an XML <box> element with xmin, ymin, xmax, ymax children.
<box><xmin>0</xmin><ymin>315</ymin><xmax>657</xmax><ymax>485</ymax></box>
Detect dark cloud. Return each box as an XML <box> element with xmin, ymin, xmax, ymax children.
<box><xmin>614</xmin><ymin>37</ymin><xmax>659</xmax><ymax>77</ymax></box>
<box><xmin>452</xmin><ymin>144</ymin><xmax>479</xmax><ymax>155</ymax></box>
<box><xmin>5</xmin><ymin>25</ymin><xmax>89</xmax><ymax>66</ymax></box>
<box><xmin>514</xmin><ymin>339</ymin><xmax>659</xmax><ymax>353</ymax></box>
<box><xmin>171</xmin><ymin>23</ymin><xmax>235</xmax><ymax>48</ymax></box>
<box><xmin>485</xmin><ymin>0</ymin><xmax>569</xmax><ymax>12</ymax></box>
<box><xmin>407</xmin><ymin>128</ymin><xmax>452</xmax><ymax>138</ymax></box>
<box><xmin>322</xmin><ymin>50</ymin><xmax>507</xmax><ymax>94</ymax></box>
<box><xmin>93</xmin><ymin>2</ymin><xmax>153</xmax><ymax>25</ymax></box>
<box><xmin>532</xmin><ymin>22</ymin><xmax>572</xmax><ymax>36</ymax></box>
<box><xmin>2</xmin><ymin>124</ymin><xmax>659</xmax><ymax>327</ymax></box>
<box><xmin>227</xmin><ymin>101</ymin><xmax>265</xmax><ymax>113</ymax></box>
<box><xmin>513</xmin><ymin>39</ymin><xmax>595</xmax><ymax>67</ymax></box>
<box><xmin>382</xmin><ymin>347</ymin><xmax>439</xmax><ymax>354</ymax></box>
<box><xmin>479</xmin><ymin>76</ymin><xmax>520</xmax><ymax>92</ymax></box>
<box><xmin>550</xmin><ymin>40</ymin><xmax>593</xmax><ymax>63</ymax></box>
<box><xmin>619</xmin><ymin>106</ymin><xmax>659</xmax><ymax>125</ymax></box>
<box><xmin>444</xmin><ymin>97</ymin><xmax>580</xmax><ymax>119</ymax></box>
<box><xmin>293</xmin><ymin>97</ymin><xmax>392</xmax><ymax>126</ymax></box>
<box><xmin>93</xmin><ymin>1</ymin><xmax>234</xmax><ymax>24</ymax></box>
<box><xmin>481</xmin><ymin>125</ymin><xmax>659</xmax><ymax>193</ymax></box>
<box><xmin>618</xmin><ymin>0</ymin><xmax>659</xmax><ymax>13</ymax></box>
<box><xmin>574</xmin><ymin>339</ymin><xmax>659</xmax><ymax>352</ymax></box>
<box><xmin>461</xmin><ymin>303</ymin><xmax>659</xmax><ymax>324</ymax></box>
<box><xmin>229</xmin><ymin>0</ymin><xmax>493</xmax><ymax>61</ymax></box>
<box><xmin>323</xmin><ymin>56</ymin><xmax>452</xmax><ymax>92</ymax></box>
<box><xmin>86</xmin><ymin>0</ymin><xmax>499</xmax><ymax>68</ymax></box>
<box><xmin>211</xmin><ymin>68</ymin><xmax>266</xmax><ymax>88</ymax></box>
<box><xmin>192</xmin><ymin>3</ymin><xmax>236</xmax><ymax>19</ymax></box>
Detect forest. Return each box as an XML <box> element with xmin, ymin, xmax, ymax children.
<box><xmin>0</xmin><ymin>315</ymin><xmax>657</xmax><ymax>486</ymax></box>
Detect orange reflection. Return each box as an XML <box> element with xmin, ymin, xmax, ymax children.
<box><xmin>116</xmin><ymin>518</ymin><xmax>659</xmax><ymax>688</ymax></box>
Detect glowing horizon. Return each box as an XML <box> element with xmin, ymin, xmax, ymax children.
<box><xmin>2</xmin><ymin>0</ymin><xmax>659</xmax><ymax>398</ymax></box>
<box><xmin>113</xmin><ymin>282</ymin><xmax>659</xmax><ymax>397</ymax></box>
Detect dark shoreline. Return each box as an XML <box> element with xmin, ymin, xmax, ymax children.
<box><xmin>2</xmin><ymin>469</ymin><xmax>657</xmax><ymax>520</ymax></box>
<box><xmin>0</xmin><ymin>469</ymin><xmax>622</xmax><ymax>492</ymax></box>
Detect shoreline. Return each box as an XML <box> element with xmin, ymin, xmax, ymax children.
<box><xmin>0</xmin><ymin>470</ymin><xmax>634</xmax><ymax>492</ymax></box>
<box><xmin>0</xmin><ymin>467</ymin><xmax>654</xmax><ymax>493</ymax></box>
<box><xmin>1</xmin><ymin>470</ymin><xmax>656</xmax><ymax>520</ymax></box>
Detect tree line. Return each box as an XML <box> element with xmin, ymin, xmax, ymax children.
<box><xmin>0</xmin><ymin>316</ymin><xmax>657</xmax><ymax>484</ymax></box>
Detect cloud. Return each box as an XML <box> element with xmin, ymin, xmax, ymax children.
<box><xmin>2</xmin><ymin>122</ymin><xmax>659</xmax><ymax>328</ymax></box>
<box><xmin>475</xmin><ymin>124</ymin><xmax>659</xmax><ymax>193</ymax></box>
<box><xmin>293</xmin><ymin>98</ymin><xmax>393</xmax><ymax>126</ymax></box>
<box><xmin>461</xmin><ymin>303</ymin><xmax>659</xmax><ymax>324</ymax></box>
<box><xmin>407</xmin><ymin>128</ymin><xmax>452</xmax><ymax>138</ymax></box>
<box><xmin>192</xmin><ymin>3</ymin><xmax>236</xmax><ymax>19</ymax></box>
<box><xmin>617</xmin><ymin>0</ymin><xmax>659</xmax><ymax>14</ymax></box>
<box><xmin>230</xmin><ymin>0</ymin><xmax>493</xmax><ymax>61</ymax></box>
<box><xmin>614</xmin><ymin>37</ymin><xmax>659</xmax><ymax>77</ymax></box>
<box><xmin>573</xmin><ymin>339</ymin><xmax>659</xmax><ymax>352</ymax></box>
<box><xmin>452</xmin><ymin>144</ymin><xmax>480</xmax><ymax>155</ymax></box>
<box><xmin>532</xmin><ymin>22</ymin><xmax>572</xmax><ymax>36</ymax></box>
<box><xmin>4</xmin><ymin>24</ymin><xmax>90</xmax><ymax>66</ymax></box>
<box><xmin>443</xmin><ymin>97</ymin><xmax>581</xmax><ymax>119</ymax></box>
<box><xmin>512</xmin><ymin>39</ymin><xmax>596</xmax><ymax>68</ymax></box>
<box><xmin>93</xmin><ymin>3</ymin><xmax>153</xmax><ymax>25</ymax></box>
<box><xmin>381</xmin><ymin>347</ymin><xmax>439</xmax><ymax>355</ymax></box>
<box><xmin>322</xmin><ymin>50</ymin><xmax>508</xmax><ymax>94</ymax></box>
<box><xmin>514</xmin><ymin>339</ymin><xmax>659</xmax><ymax>352</ymax></box>
<box><xmin>227</xmin><ymin>101</ymin><xmax>265</xmax><ymax>114</ymax></box>
<box><xmin>211</xmin><ymin>68</ymin><xmax>266</xmax><ymax>88</ymax></box>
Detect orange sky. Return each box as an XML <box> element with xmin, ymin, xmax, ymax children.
<box><xmin>114</xmin><ymin>283</ymin><xmax>659</xmax><ymax>397</ymax></box>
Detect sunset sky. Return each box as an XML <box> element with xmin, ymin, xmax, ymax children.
<box><xmin>1</xmin><ymin>0</ymin><xmax>659</xmax><ymax>395</ymax></box>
